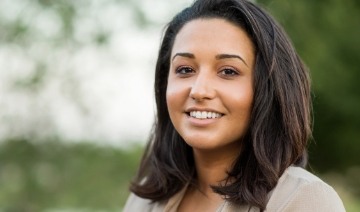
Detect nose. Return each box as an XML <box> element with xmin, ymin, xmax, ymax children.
<box><xmin>189</xmin><ymin>73</ymin><xmax>216</xmax><ymax>101</ymax></box>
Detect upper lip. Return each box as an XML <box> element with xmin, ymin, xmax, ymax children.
<box><xmin>185</xmin><ymin>107</ymin><xmax>224</xmax><ymax>114</ymax></box>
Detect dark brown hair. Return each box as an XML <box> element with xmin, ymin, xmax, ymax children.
<box><xmin>130</xmin><ymin>0</ymin><xmax>312</xmax><ymax>210</ymax></box>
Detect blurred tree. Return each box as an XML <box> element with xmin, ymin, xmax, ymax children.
<box><xmin>0</xmin><ymin>0</ymin><xmax>191</xmax><ymax>142</ymax></box>
<box><xmin>258</xmin><ymin>0</ymin><xmax>360</xmax><ymax>171</ymax></box>
<box><xmin>0</xmin><ymin>0</ymin><xmax>153</xmax><ymax>140</ymax></box>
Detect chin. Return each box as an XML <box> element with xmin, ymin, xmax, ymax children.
<box><xmin>182</xmin><ymin>137</ymin><xmax>222</xmax><ymax>150</ymax></box>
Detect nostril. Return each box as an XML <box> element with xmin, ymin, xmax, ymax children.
<box><xmin>189</xmin><ymin>82</ymin><xmax>216</xmax><ymax>101</ymax></box>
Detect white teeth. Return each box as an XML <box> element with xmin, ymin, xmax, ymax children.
<box><xmin>189</xmin><ymin>111</ymin><xmax>222</xmax><ymax>119</ymax></box>
<box><xmin>196</xmin><ymin>111</ymin><xmax>201</xmax><ymax>118</ymax></box>
<box><xmin>201</xmin><ymin>111</ymin><xmax>207</xmax><ymax>119</ymax></box>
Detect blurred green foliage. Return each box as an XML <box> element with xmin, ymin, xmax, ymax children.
<box><xmin>0</xmin><ymin>139</ymin><xmax>359</xmax><ymax>211</ymax></box>
<box><xmin>0</xmin><ymin>139</ymin><xmax>142</xmax><ymax>211</ymax></box>
<box><xmin>258</xmin><ymin>0</ymin><xmax>360</xmax><ymax>172</ymax></box>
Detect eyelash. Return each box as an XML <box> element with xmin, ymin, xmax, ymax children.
<box><xmin>175</xmin><ymin>66</ymin><xmax>195</xmax><ymax>75</ymax></box>
<box><xmin>175</xmin><ymin>66</ymin><xmax>240</xmax><ymax>78</ymax></box>
<box><xmin>219</xmin><ymin>68</ymin><xmax>239</xmax><ymax>77</ymax></box>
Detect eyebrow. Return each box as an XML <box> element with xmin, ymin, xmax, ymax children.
<box><xmin>172</xmin><ymin>52</ymin><xmax>248</xmax><ymax>67</ymax></box>
<box><xmin>215</xmin><ymin>54</ymin><xmax>248</xmax><ymax>67</ymax></box>
<box><xmin>172</xmin><ymin>52</ymin><xmax>195</xmax><ymax>61</ymax></box>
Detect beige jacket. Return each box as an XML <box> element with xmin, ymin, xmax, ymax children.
<box><xmin>123</xmin><ymin>166</ymin><xmax>345</xmax><ymax>211</ymax></box>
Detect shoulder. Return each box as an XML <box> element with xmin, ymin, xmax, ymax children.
<box><xmin>266</xmin><ymin>166</ymin><xmax>346</xmax><ymax>212</ymax></box>
<box><xmin>123</xmin><ymin>193</ymin><xmax>166</xmax><ymax>212</ymax></box>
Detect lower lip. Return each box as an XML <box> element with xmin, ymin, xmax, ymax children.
<box><xmin>186</xmin><ymin>114</ymin><xmax>221</xmax><ymax>127</ymax></box>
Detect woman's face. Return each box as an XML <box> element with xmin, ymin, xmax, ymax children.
<box><xmin>166</xmin><ymin>18</ymin><xmax>255</xmax><ymax>152</ymax></box>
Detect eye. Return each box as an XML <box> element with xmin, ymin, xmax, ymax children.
<box><xmin>219</xmin><ymin>68</ymin><xmax>239</xmax><ymax>78</ymax></box>
<box><xmin>175</xmin><ymin>66</ymin><xmax>195</xmax><ymax>76</ymax></box>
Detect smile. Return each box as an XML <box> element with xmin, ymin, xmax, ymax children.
<box><xmin>189</xmin><ymin>111</ymin><xmax>223</xmax><ymax>119</ymax></box>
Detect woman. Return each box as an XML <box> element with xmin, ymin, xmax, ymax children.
<box><xmin>124</xmin><ymin>0</ymin><xmax>345</xmax><ymax>211</ymax></box>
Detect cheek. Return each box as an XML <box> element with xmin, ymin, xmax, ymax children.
<box><xmin>236</xmin><ymin>90</ymin><xmax>253</xmax><ymax>108</ymax></box>
<box><xmin>166</xmin><ymin>80</ymin><xmax>187</xmax><ymax>114</ymax></box>
<box><xmin>166</xmin><ymin>91</ymin><xmax>177</xmax><ymax>114</ymax></box>
<box><xmin>225</xmin><ymin>83</ymin><xmax>253</xmax><ymax>116</ymax></box>
<box><xmin>166</xmin><ymin>82</ymin><xmax>190</xmax><ymax>134</ymax></box>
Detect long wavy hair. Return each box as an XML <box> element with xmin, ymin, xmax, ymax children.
<box><xmin>130</xmin><ymin>0</ymin><xmax>312</xmax><ymax>210</ymax></box>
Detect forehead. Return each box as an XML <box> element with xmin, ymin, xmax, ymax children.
<box><xmin>171</xmin><ymin>18</ymin><xmax>255</xmax><ymax>65</ymax></box>
<box><xmin>173</xmin><ymin>18</ymin><xmax>253</xmax><ymax>50</ymax></box>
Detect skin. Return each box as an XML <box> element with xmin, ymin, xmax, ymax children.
<box><xmin>166</xmin><ymin>18</ymin><xmax>255</xmax><ymax>211</ymax></box>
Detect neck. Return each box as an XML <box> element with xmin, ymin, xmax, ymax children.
<box><xmin>192</xmin><ymin>143</ymin><xmax>241</xmax><ymax>195</ymax></box>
